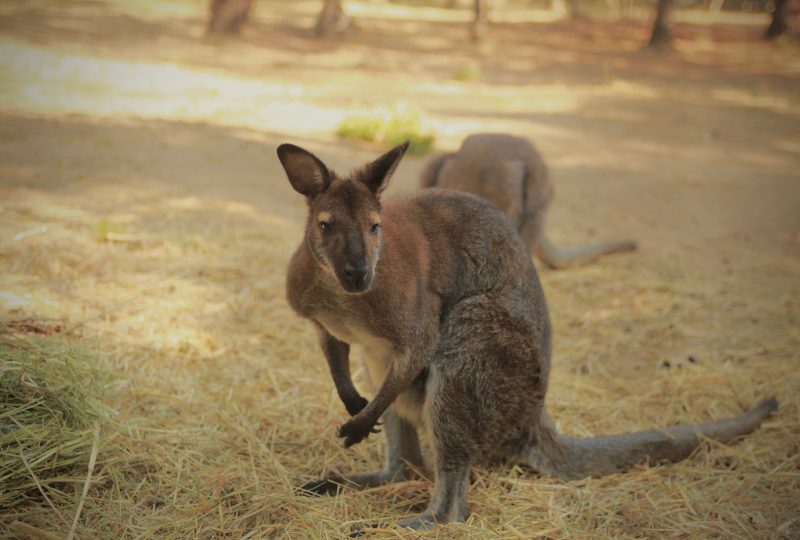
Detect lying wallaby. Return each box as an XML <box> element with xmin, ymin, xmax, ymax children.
<box><xmin>277</xmin><ymin>141</ymin><xmax>777</xmax><ymax>531</ymax></box>
<box><xmin>421</xmin><ymin>133</ymin><xmax>637</xmax><ymax>269</ymax></box>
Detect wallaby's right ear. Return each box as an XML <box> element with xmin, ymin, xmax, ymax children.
<box><xmin>277</xmin><ymin>144</ymin><xmax>332</xmax><ymax>198</ymax></box>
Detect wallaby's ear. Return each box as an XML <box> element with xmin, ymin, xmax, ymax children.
<box><xmin>277</xmin><ymin>144</ymin><xmax>332</xmax><ymax>198</ymax></box>
<box><xmin>354</xmin><ymin>141</ymin><xmax>409</xmax><ymax>196</ymax></box>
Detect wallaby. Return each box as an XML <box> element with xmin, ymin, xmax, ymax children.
<box><xmin>420</xmin><ymin>133</ymin><xmax>638</xmax><ymax>269</ymax></box>
<box><xmin>277</xmin><ymin>141</ymin><xmax>777</xmax><ymax>531</ymax></box>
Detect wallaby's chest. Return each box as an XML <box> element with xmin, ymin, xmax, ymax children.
<box><xmin>316</xmin><ymin>309</ymin><xmax>424</xmax><ymax>424</ymax></box>
<box><xmin>317</xmin><ymin>312</ymin><xmax>384</xmax><ymax>349</ymax></box>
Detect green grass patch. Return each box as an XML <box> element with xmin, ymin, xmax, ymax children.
<box><xmin>452</xmin><ymin>65</ymin><xmax>481</xmax><ymax>82</ymax></box>
<box><xmin>336</xmin><ymin>103</ymin><xmax>436</xmax><ymax>155</ymax></box>
<box><xmin>96</xmin><ymin>218</ymin><xmax>123</xmax><ymax>241</ymax></box>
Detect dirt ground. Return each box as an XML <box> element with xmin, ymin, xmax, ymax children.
<box><xmin>1</xmin><ymin>0</ymin><xmax>799</xmax><ymax>538</ymax></box>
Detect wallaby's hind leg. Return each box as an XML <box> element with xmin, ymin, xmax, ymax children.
<box><xmin>534</xmin><ymin>234</ymin><xmax>638</xmax><ymax>270</ymax></box>
<box><xmin>396</xmin><ymin>294</ymin><xmax>546</xmax><ymax>530</ymax></box>
<box><xmin>396</xmin><ymin>366</ymin><xmax>475</xmax><ymax>530</ymax></box>
<box><xmin>298</xmin><ymin>410</ymin><xmax>423</xmax><ymax>495</ymax></box>
<box><xmin>396</xmin><ymin>467</ymin><xmax>471</xmax><ymax>530</ymax></box>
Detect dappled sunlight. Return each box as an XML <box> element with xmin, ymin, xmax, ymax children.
<box><xmin>0</xmin><ymin>38</ymin><xmax>676</xmax><ymax>152</ymax></box>
<box><xmin>711</xmin><ymin>86</ymin><xmax>797</xmax><ymax>114</ymax></box>
<box><xmin>346</xmin><ymin>1</ymin><xmax>569</xmax><ymax>24</ymax></box>
<box><xmin>167</xmin><ymin>196</ymin><xmax>294</xmax><ymax>228</ymax></box>
<box><xmin>1</xmin><ymin>180</ymin><xmax>304</xmax><ymax>363</ymax></box>
<box><xmin>0</xmin><ymin>41</ymin><xmax>345</xmax><ymax>138</ymax></box>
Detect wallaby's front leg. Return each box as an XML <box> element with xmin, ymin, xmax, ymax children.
<box><xmin>315</xmin><ymin>323</ymin><xmax>368</xmax><ymax>416</ymax></box>
<box><xmin>338</xmin><ymin>350</ymin><xmax>429</xmax><ymax>447</ymax></box>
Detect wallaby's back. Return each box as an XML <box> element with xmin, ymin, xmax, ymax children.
<box><xmin>421</xmin><ymin>133</ymin><xmax>552</xmax><ymax>233</ymax></box>
<box><xmin>421</xmin><ymin>133</ymin><xmax>637</xmax><ymax>269</ymax></box>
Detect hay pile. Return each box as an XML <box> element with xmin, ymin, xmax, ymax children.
<box><xmin>1</xmin><ymin>330</ymin><xmax>107</xmax><ymax>539</ymax></box>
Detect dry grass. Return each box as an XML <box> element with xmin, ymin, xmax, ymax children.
<box><xmin>1</xmin><ymin>183</ymin><xmax>798</xmax><ymax>539</ymax></box>
<box><xmin>1</xmin><ymin>0</ymin><xmax>799</xmax><ymax>538</ymax></box>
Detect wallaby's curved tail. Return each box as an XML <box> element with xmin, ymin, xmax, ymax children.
<box><xmin>524</xmin><ymin>398</ymin><xmax>778</xmax><ymax>481</ymax></box>
<box><xmin>535</xmin><ymin>235</ymin><xmax>638</xmax><ymax>270</ymax></box>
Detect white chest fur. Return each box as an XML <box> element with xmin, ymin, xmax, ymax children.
<box><xmin>316</xmin><ymin>316</ymin><xmax>423</xmax><ymax>425</ymax></box>
<box><xmin>317</xmin><ymin>316</ymin><xmax>393</xmax><ymax>385</ymax></box>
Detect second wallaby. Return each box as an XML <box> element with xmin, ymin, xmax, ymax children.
<box><xmin>421</xmin><ymin>133</ymin><xmax>637</xmax><ymax>269</ymax></box>
<box><xmin>277</xmin><ymin>141</ymin><xmax>777</xmax><ymax>531</ymax></box>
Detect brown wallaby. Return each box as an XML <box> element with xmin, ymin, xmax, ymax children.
<box><xmin>277</xmin><ymin>142</ymin><xmax>777</xmax><ymax>531</ymax></box>
<box><xmin>421</xmin><ymin>133</ymin><xmax>638</xmax><ymax>269</ymax></box>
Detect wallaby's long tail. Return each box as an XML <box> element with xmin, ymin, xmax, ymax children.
<box><xmin>524</xmin><ymin>398</ymin><xmax>778</xmax><ymax>481</ymax></box>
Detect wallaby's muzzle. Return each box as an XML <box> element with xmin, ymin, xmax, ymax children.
<box><xmin>343</xmin><ymin>263</ymin><xmax>370</xmax><ymax>292</ymax></box>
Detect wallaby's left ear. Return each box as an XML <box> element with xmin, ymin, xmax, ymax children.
<box><xmin>354</xmin><ymin>141</ymin><xmax>409</xmax><ymax>196</ymax></box>
<box><xmin>277</xmin><ymin>143</ymin><xmax>332</xmax><ymax>198</ymax></box>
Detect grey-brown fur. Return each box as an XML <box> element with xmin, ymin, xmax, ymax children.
<box><xmin>421</xmin><ymin>133</ymin><xmax>638</xmax><ymax>269</ymax></box>
<box><xmin>277</xmin><ymin>142</ymin><xmax>778</xmax><ymax>531</ymax></box>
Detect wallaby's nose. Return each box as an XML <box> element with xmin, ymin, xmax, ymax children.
<box><xmin>344</xmin><ymin>263</ymin><xmax>369</xmax><ymax>288</ymax></box>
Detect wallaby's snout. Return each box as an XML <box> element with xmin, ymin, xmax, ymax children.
<box><xmin>343</xmin><ymin>262</ymin><xmax>370</xmax><ymax>291</ymax></box>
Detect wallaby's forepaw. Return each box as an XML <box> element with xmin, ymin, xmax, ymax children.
<box><xmin>343</xmin><ymin>394</ymin><xmax>369</xmax><ymax>416</ymax></box>
<box><xmin>337</xmin><ymin>414</ymin><xmax>380</xmax><ymax>447</ymax></box>
<box><xmin>296</xmin><ymin>475</ymin><xmax>346</xmax><ymax>496</ymax></box>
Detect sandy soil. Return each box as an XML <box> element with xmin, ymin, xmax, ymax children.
<box><xmin>1</xmin><ymin>0</ymin><xmax>799</xmax><ymax>538</ymax></box>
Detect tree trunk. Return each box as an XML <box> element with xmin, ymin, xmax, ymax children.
<box><xmin>648</xmin><ymin>0</ymin><xmax>676</xmax><ymax>49</ymax></box>
<box><xmin>765</xmin><ymin>0</ymin><xmax>790</xmax><ymax>39</ymax></box>
<box><xmin>471</xmin><ymin>0</ymin><xmax>488</xmax><ymax>41</ymax></box>
<box><xmin>565</xmin><ymin>0</ymin><xmax>583</xmax><ymax>19</ymax></box>
<box><xmin>207</xmin><ymin>0</ymin><xmax>253</xmax><ymax>35</ymax></box>
<box><xmin>316</xmin><ymin>0</ymin><xmax>350</xmax><ymax>37</ymax></box>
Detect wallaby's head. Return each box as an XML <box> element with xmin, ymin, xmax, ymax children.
<box><xmin>277</xmin><ymin>142</ymin><xmax>409</xmax><ymax>294</ymax></box>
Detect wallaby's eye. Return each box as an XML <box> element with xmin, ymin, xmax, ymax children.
<box><xmin>370</xmin><ymin>223</ymin><xmax>381</xmax><ymax>235</ymax></box>
<box><xmin>319</xmin><ymin>222</ymin><xmax>331</xmax><ymax>234</ymax></box>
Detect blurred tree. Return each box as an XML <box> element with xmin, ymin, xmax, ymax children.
<box><xmin>207</xmin><ymin>0</ymin><xmax>253</xmax><ymax>35</ymax></box>
<box><xmin>316</xmin><ymin>0</ymin><xmax>351</xmax><ymax>37</ymax></box>
<box><xmin>471</xmin><ymin>0</ymin><xmax>488</xmax><ymax>41</ymax></box>
<box><xmin>557</xmin><ymin>0</ymin><xmax>584</xmax><ymax>20</ymax></box>
<box><xmin>765</xmin><ymin>0</ymin><xmax>791</xmax><ymax>39</ymax></box>
<box><xmin>648</xmin><ymin>0</ymin><xmax>676</xmax><ymax>49</ymax></box>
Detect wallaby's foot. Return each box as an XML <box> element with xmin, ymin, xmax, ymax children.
<box><xmin>394</xmin><ymin>471</ymin><xmax>471</xmax><ymax>530</ymax></box>
<box><xmin>348</xmin><ymin>512</ymin><xmax>445</xmax><ymax>536</ymax></box>
<box><xmin>296</xmin><ymin>475</ymin><xmax>347</xmax><ymax>496</ymax></box>
<box><xmin>397</xmin><ymin>512</ymin><xmax>439</xmax><ymax>531</ymax></box>
<box><xmin>298</xmin><ymin>460</ymin><xmax>417</xmax><ymax>498</ymax></box>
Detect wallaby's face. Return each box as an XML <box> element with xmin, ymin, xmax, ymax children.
<box><xmin>277</xmin><ymin>142</ymin><xmax>409</xmax><ymax>294</ymax></box>
<box><xmin>306</xmin><ymin>181</ymin><xmax>382</xmax><ymax>292</ymax></box>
